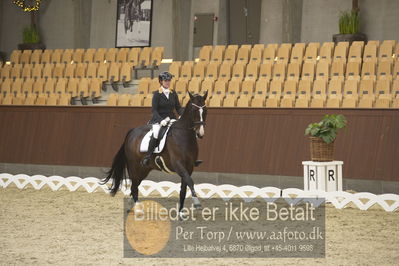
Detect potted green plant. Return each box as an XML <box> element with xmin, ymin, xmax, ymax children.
<box><xmin>332</xmin><ymin>0</ymin><xmax>367</xmax><ymax>43</ymax></box>
<box><xmin>14</xmin><ymin>0</ymin><xmax>46</xmax><ymax>50</ymax></box>
<box><xmin>305</xmin><ymin>114</ymin><xmax>347</xmax><ymax>161</ymax></box>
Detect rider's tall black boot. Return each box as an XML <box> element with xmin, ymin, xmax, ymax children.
<box><xmin>141</xmin><ymin>136</ymin><xmax>158</xmax><ymax>166</ymax></box>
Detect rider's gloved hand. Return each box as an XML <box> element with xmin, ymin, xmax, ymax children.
<box><xmin>160</xmin><ymin>117</ymin><xmax>170</xmax><ymax>126</ymax></box>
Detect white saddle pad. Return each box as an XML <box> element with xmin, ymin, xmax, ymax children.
<box><xmin>139</xmin><ymin>126</ymin><xmax>172</xmax><ymax>153</ymax></box>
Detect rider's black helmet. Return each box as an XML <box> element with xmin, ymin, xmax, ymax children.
<box><xmin>158</xmin><ymin>71</ymin><xmax>173</xmax><ymax>83</ymax></box>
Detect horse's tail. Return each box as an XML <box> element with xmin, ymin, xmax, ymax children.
<box><xmin>100</xmin><ymin>129</ymin><xmax>133</xmax><ymax>196</ymax></box>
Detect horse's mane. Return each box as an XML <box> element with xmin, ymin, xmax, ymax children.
<box><xmin>177</xmin><ymin>93</ymin><xmax>202</xmax><ymax>124</ymax></box>
<box><xmin>179</xmin><ymin>98</ymin><xmax>192</xmax><ymax>120</ymax></box>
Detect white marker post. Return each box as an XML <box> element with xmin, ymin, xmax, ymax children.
<box><xmin>302</xmin><ymin>161</ymin><xmax>343</xmax><ymax>192</ymax></box>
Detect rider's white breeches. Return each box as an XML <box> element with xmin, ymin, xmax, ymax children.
<box><xmin>152</xmin><ymin>124</ymin><xmax>161</xmax><ymax>139</ymax></box>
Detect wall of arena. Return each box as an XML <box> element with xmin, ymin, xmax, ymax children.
<box><xmin>1</xmin><ymin>106</ymin><xmax>399</xmax><ymax>184</ymax></box>
<box><xmin>1</xmin><ymin>0</ymin><xmax>399</xmax><ymax>60</ymax></box>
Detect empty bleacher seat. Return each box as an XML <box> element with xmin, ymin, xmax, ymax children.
<box><xmin>127</xmin><ymin>48</ymin><xmax>141</xmax><ymax>67</ymax></box>
<box><xmin>223</xmin><ymin>94</ymin><xmax>237</xmax><ymax>107</ymax></box>
<box><xmin>20</xmin><ymin>50</ymin><xmax>32</xmax><ymax>64</ymax></box>
<box><xmin>188</xmin><ymin>78</ymin><xmax>201</xmax><ymax>94</ymax></box>
<box><xmin>201</xmin><ymin>79</ymin><xmax>214</xmax><ymax>94</ymax></box>
<box><xmin>227</xmin><ymin>79</ymin><xmax>241</xmax><ymax>95</ymax></box>
<box><xmin>193</xmin><ymin>62</ymin><xmax>206</xmax><ymax>79</ymax></box>
<box><xmin>205</xmin><ymin>62</ymin><xmax>219</xmax><ymax>80</ymax></box>
<box><xmin>255</xmin><ymin>79</ymin><xmax>269</xmax><ymax>95</ymax></box>
<box><xmin>301</xmin><ymin>62</ymin><xmax>315</xmax><ymax>80</ymax></box>
<box><xmin>64</xmin><ymin>63</ymin><xmax>77</xmax><ymax>78</ymax></box>
<box><xmin>346</xmin><ymin>61</ymin><xmax>361</xmax><ymax>80</ymax></box>
<box><xmin>259</xmin><ymin>62</ymin><xmax>273</xmax><ymax>81</ymax></box>
<box><xmin>169</xmin><ymin>61</ymin><xmax>181</xmax><ymax>79</ymax></box>
<box><xmin>333</xmin><ymin>42</ymin><xmax>349</xmax><ymax>62</ymax></box>
<box><xmin>223</xmin><ymin>45</ymin><xmax>238</xmax><ymax>63</ymax></box>
<box><xmin>10</xmin><ymin>50</ymin><xmax>21</xmax><ymax>65</ymax></box>
<box><xmin>249</xmin><ymin>46</ymin><xmax>262</xmax><ymax>63</ymax></box>
<box><xmin>290</xmin><ymin>43</ymin><xmax>305</xmax><ymax>63</ymax></box>
<box><xmin>361</xmin><ymin>61</ymin><xmax>376</xmax><ymax>80</ymax></box>
<box><xmin>236</xmin><ymin>95</ymin><xmax>251</xmax><ymax>107</ymax></box>
<box><xmin>276</xmin><ymin>43</ymin><xmax>292</xmax><ymax>63</ymax></box>
<box><xmin>198</xmin><ymin>46</ymin><xmax>212</xmax><ymax>63</ymax></box>
<box><xmin>262</xmin><ymin>45</ymin><xmax>276</xmax><ymax>63</ymax></box>
<box><xmin>377</xmin><ymin>61</ymin><xmax>393</xmax><ymax>79</ymax></box>
<box><xmin>151</xmin><ymin>47</ymin><xmax>164</xmax><ymax>66</ymax></box>
<box><xmin>209</xmin><ymin>94</ymin><xmax>223</xmax><ymax>107</ymax></box>
<box><xmin>363</xmin><ymin>43</ymin><xmax>378</xmax><ymax>62</ymax></box>
<box><xmin>379</xmin><ymin>40</ymin><xmax>396</xmax><ymax>62</ymax></box>
<box><xmin>94</xmin><ymin>48</ymin><xmax>106</xmax><ymax>63</ymax></box>
<box><xmin>31</xmin><ymin>50</ymin><xmax>42</xmax><ymax>65</ymax></box>
<box><xmin>330</xmin><ymin>61</ymin><xmax>345</xmax><ymax>80</ymax></box>
<box><xmin>304</xmin><ymin>42</ymin><xmax>319</xmax><ymax>63</ymax></box>
<box><xmin>231</xmin><ymin>62</ymin><xmax>245</xmax><ymax>80</ymax></box>
<box><xmin>245</xmin><ymin>62</ymin><xmax>259</xmax><ymax>80</ymax></box>
<box><xmin>241</xmin><ymin>79</ymin><xmax>255</xmax><ymax>95</ymax></box>
<box><xmin>61</xmin><ymin>49</ymin><xmax>73</xmax><ymax>64</ymax></box>
<box><xmin>130</xmin><ymin>94</ymin><xmax>144</xmax><ymax>106</ymax></box>
<box><xmin>272</xmin><ymin>62</ymin><xmax>286</xmax><ymax>81</ymax></box>
<box><xmin>297</xmin><ymin>79</ymin><xmax>312</xmax><ymax>98</ymax></box>
<box><xmin>348</xmin><ymin>43</ymin><xmax>363</xmax><ymax>63</ymax></box>
<box><xmin>115</xmin><ymin>48</ymin><xmax>128</xmax><ymax>63</ymax></box>
<box><xmin>180</xmin><ymin>62</ymin><xmax>193</xmax><ymax>80</ymax></box>
<box><xmin>286</xmin><ymin>62</ymin><xmax>301</xmax><ymax>81</ymax></box>
<box><xmin>72</xmin><ymin>49</ymin><xmax>85</xmax><ymax>63</ymax></box>
<box><xmin>210</xmin><ymin>46</ymin><xmax>225</xmax><ymax>63</ymax></box>
<box><xmin>319</xmin><ymin>42</ymin><xmax>334</xmax><ymax>63</ymax></box>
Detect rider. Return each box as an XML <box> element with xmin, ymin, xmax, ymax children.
<box><xmin>141</xmin><ymin>71</ymin><xmax>183</xmax><ymax>166</ymax></box>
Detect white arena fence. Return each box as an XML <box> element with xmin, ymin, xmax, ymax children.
<box><xmin>1</xmin><ymin>173</ymin><xmax>398</xmax><ymax>212</ymax></box>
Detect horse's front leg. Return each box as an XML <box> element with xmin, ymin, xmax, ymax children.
<box><xmin>179</xmin><ymin>181</ymin><xmax>187</xmax><ymax>212</ymax></box>
<box><xmin>175</xmin><ymin>161</ymin><xmax>201</xmax><ymax>210</ymax></box>
<box><xmin>177</xmin><ymin>181</ymin><xmax>188</xmax><ymax>221</ymax></box>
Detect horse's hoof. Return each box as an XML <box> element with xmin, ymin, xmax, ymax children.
<box><xmin>178</xmin><ymin>211</ymin><xmax>188</xmax><ymax>221</ymax></box>
<box><xmin>194</xmin><ymin>160</ymin><xmax>203</xmax><ymax>167</ymax></box>
<box><xmin>192</xmin><ymin>197</ymin><xmax>201</xmax><ymax>210</ymax></box>
<box><xmin>133</xmin><ymin>202</ymin><xmax>144</xmax><ymax>215</ymax></box>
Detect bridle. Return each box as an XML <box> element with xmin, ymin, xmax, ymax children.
<box><xmin>191</xmin><ymin>103</ymin><xmax>206</xmax><ymax>127</ymax></box>
<box><xmin>171</xmin><ymin>102</ymin><xmax>206</xmax><ymax>131</ymax></box>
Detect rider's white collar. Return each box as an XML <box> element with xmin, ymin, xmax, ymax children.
<box><xmin>162</xmin><ymin>86</ymin><xmax>170</xmax><ymax>98</ymax></box>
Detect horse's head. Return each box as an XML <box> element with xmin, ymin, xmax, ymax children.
<box><xmin>187</xmin><ymin>91</ymin><xmax>208</xmax><ymax>139</ymax></box>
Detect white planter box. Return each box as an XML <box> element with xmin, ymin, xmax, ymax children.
<box><xmin>302</xmin><ymin>161</ymin><xmax>343</xmax><ymax>192</ymax></box>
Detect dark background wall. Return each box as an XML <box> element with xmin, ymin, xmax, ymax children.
<box><xmin>1</xmin><ymin>0</ymin><xmax>398</xmax><ymax>60</ymax></box>
<box><xmin>1</xmin><ymin>106</ymin><xmax>398</xmax><ymax>181</ymax></box>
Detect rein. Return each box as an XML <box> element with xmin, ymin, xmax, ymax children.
<box><xmin>171</xmin><ymin>102</ymin><xmax>206</xmax><ymax>130</ymax></box>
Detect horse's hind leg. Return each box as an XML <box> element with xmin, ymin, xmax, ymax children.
<box><xmin>127</xmin><ymin>163</ymin><xmax>150</xmax><ymax>206</ymax></box>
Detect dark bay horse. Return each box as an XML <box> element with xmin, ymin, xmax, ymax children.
<box><xmin>101</xmin><ymin>91</ymin><xmax>208</xmax><ymax>213</ymax></box>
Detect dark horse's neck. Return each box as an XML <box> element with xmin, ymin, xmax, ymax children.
<box><xmin>171</xmin><ymin>100</ymin><xmax>197</xmax><ymax>151</ymax></box>
<box><xmin>174</xmin><ymin>100</ymin><xmax>194</xmax><ymax>130</ymax></box>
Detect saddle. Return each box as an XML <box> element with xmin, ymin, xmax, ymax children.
<box><xmin>139</xmin><ymin>121</ymin><xmax>174</xmax><ymax>153</ymax></box>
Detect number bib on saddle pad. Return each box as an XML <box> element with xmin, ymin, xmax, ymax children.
<box><xmin>139</xmin><ymin>126</ymin><xmax>172</xmax><ymax>153</ymax></box>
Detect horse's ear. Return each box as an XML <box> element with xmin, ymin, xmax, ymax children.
<box><xmin>188</xmin><ymin>90</ymin><xmax>194</xmax><ymax>100</ymax></box>
<box><xmin>203</xmin><ymin>90</ymin><xmax>208</xmax><ymax>100</ymax></box>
